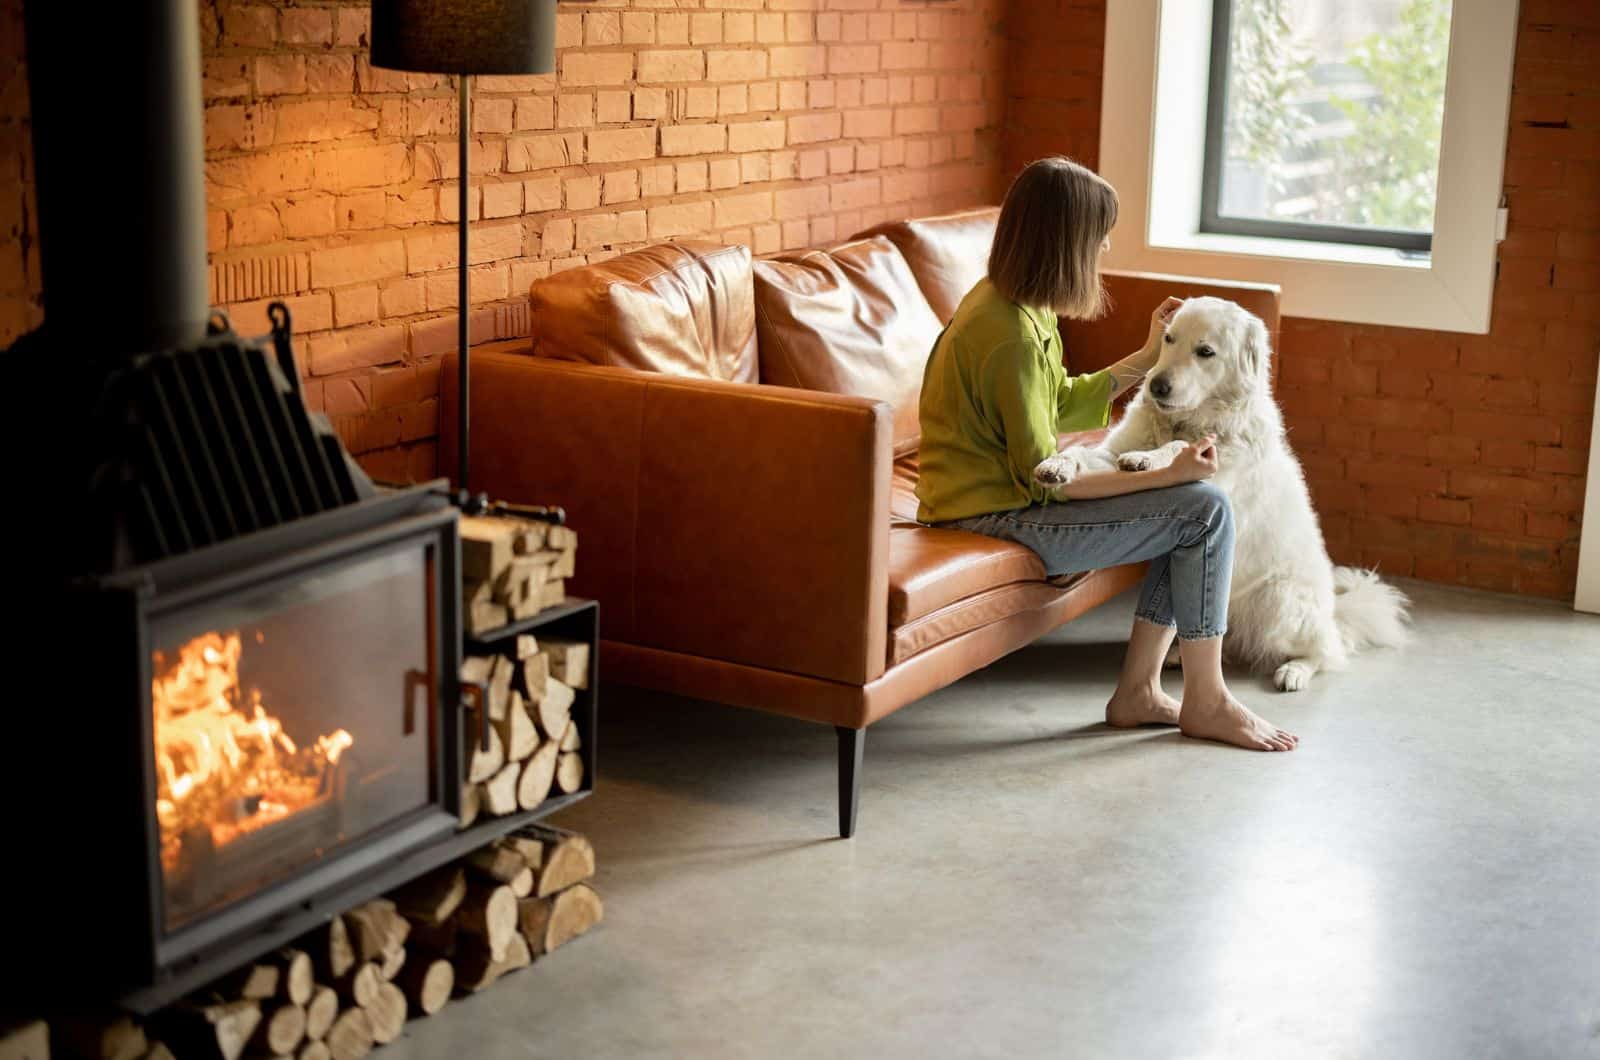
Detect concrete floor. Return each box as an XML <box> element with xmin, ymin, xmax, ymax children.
<box><xmin>387</xmin><ymin>581</ymin><xmax>1600</xmax><ymax>1060</ymax></box>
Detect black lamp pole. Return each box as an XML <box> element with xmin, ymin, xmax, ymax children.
<box><xmin>458</xmin><ymin>74</ymin><xmax>470</xmax><ymax>489</ymax></box>
<box><xmin>370</xmin><ymin>0</ymin><xmax>557</xmax><ymax>491</ymax></box>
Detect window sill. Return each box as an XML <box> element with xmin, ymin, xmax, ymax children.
<box><xmin>1150</xmin><ymin>230</ymin><xmax>1431</xmax><ymax>271</ymax></box>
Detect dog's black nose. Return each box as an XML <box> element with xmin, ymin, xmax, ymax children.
<box><xmin>1149</xmin><ymin>374</ymin><xmax>1171</xmax><ymax>399</ymax></box>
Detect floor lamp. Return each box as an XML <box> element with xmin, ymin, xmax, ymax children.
<box><xmin>371</xmin><ymin>0</ymin><xmax>556</xmax><ymax>491</ymax></box>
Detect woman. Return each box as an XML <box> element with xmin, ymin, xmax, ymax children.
<box><xmin>917</xmin><ymin>157</ymin><xmax>1297</xmax><ymax>752</ymax></box>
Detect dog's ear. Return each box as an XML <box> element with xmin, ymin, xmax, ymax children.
<box><xmin>1239</xmin><ymin>312</ymin><xmax>1271</xmax><ymax>382</ymax></box>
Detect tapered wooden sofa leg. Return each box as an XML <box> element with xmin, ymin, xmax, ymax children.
<box><xmin>836</xmin><ymin>725</ymin><xmax>864</xmax><ymax>839</ymax></box>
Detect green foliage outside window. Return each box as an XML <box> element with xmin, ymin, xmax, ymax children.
<box><xmin>1222</xmin><ymin>0</ymin><xmax>1451</xmax><ymax>234</ymax></box>
<box><xmin>1327</xmin><ymin>0</ymin><xmax>1451</xmax><ymax>231</ymax></box>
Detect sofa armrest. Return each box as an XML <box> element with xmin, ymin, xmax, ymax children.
<box><xmin>1060</xmin><ymin>269</ymin><xmax>1283</xmax><ymax>376</ymax></box>
<box><xmin>442</xmin><ymin>348</ymin><xmax>895</xmax><ymax>686</ymax></box>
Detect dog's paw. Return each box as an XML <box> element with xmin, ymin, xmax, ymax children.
<box><xmin>1033</xmin><ymin>451</ymin><xmax>1083</xmax><ymax>487</ymax></box>
<box><xmin>1273</xmin><ymin>660</ymin><xmax>1316</xmax><ymax>692</ymax></box>
<box><xmin>1118</xmin><ymin>451</ymin><xmax>1156</xmax><ymax>472</ymax></box>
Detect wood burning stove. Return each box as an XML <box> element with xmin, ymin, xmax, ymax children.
<box><xmin>65</xmin><ymin>487</ymin><xmax>466</xmax><ymax>1010</ymax></box>
<box><xmin>9</xmin><ymin>0</ymin><xmax>594</xmax><ymax>1019</ymax></box>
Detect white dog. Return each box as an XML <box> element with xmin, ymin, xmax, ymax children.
<box><xmin>1033</xmin><ymin>296</ymin><xmax>1409</xmax><ymax>691</ymax></box>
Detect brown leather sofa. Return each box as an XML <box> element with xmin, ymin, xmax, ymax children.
<box><xmin>441</xmin><ymin>207</ymin><xmax>1280</xmax><ymax>837</ymax></box>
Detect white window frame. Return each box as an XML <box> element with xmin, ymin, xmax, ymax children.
<box><xmin>1098</xmin><ymin>0</ymin><xmax>1520</xmax><ymax>334</ymax></box>
<box><xmin>1578</xmin><ymin>375</ymin><xmax>1600</xmax><ymax>614</ymax></box>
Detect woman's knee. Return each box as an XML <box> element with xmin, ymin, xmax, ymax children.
<box><xmin>1175</xmin><ymin>481</ymin><xmax>1233</xmax><ymax>541</ymax></box>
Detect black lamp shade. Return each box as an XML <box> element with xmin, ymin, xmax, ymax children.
<box><xmin>370</xmin><ymin>0</ymin><xmax>557</xmax><ymax>75</ymax></box>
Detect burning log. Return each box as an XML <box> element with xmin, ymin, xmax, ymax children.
<box><xmin>151</xmin><ymin>632</ymin><xmax>353</xmax><ymax>889</ymax></box>
<box><xmin>396</xmin><ymin>956</ymin><xmax>454</xmax><ymax>1017</ymax></box>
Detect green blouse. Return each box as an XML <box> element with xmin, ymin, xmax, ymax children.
<box><xmin>915</xmin><ymin>279</ymin><xmax>1114</xmax><ymax>524</ymax></box>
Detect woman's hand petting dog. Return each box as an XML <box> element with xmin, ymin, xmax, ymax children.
<box><xmin>1144</xmin><ymin>296</ymin><xmax>1184</xmax><ymax>355</ymax></box>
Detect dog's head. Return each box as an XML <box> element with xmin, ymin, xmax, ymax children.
<box><xmin>1143</xmin><ymin>297</ymin><xmax>1271</xmax><ymax>414</ymax></box>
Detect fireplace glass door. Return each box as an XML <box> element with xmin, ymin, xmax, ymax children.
<box><xmin>149</xmin><ymin>544</ymin><xmax>439</xmax><ymax>931</ymax></box>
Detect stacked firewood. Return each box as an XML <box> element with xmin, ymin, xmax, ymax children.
<box><xmin>36</xmin><ymin>827</ymin><xmax>602</xmax><ymax>1060</ymax></box>
<box><xmin>459</xmin><ymin>515</ymin><xmax>577</xmax><ymax>636</ymax></box>
<box><xmin>458</xmin><ymin>637</ymin><xmax>589</xmax><ymax>827</ymax></box>
<box><xmin>390</xmin><ymin>826</ymin><xmax>603</xmax><ymax>999</ymax></box>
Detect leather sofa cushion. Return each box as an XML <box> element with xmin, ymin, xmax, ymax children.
<box><xmin>855</xmin><ymin>206</ymin><xmax>1000</xmax><ymax>324</ymax></box>
<box><xmin>889</xmin><ymin>576</ymin><xmax>1088</xmax><ymax>666</ymax></box>
<box><xmin>888</xmin><ymin>448</ymin><xmax>1046</xmax><ymax>627</ymax></box>
<box><xmin>527</xmin><ymin>242</ymin><xmax>758</xmax><ymax>382</ymax></box>
<box><xmin>888</xmin><ymin>522</ymin><xmax>1047</xmax><ymax>628</ymax></box>
<box><xmin>753</xmin><ymin>236</ymin><xmax>943</xmax><ymax>458</ymax></box>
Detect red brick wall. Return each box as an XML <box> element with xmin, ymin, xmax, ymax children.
<box><xmin>1006</xmin><ymin>0</ymin><xmax>1598</xmax><ymax>600</ymax></box>
<box><xmin>0</xmin><ymin>0</ymin><xmax>1006</xmax><ymax>483</ymax></box>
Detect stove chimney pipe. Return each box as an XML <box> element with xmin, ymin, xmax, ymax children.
<box><xmin>23</xmin><ymin>0</ymin><xmax>211</xmax><ymax>355</ymax></box>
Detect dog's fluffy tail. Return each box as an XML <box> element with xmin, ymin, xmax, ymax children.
<box><xmin>1333</xmin><ymin>566</ymin><xmax>1411</xmax><ymax>654</ymax></box>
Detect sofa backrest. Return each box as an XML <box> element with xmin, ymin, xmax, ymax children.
<box><xmin>855</xmin><ymin>206</ymin><xmax>1000</xmax><ymax>324</ymax></box>
<box><xmin>526</xmin><ymin>241</ymin><xmax>758</xmax><ymax>383</ymax></box>
<box><xmin>752</xmin><ymin>235</ymin><xmax>944</xmax><ymax>458</ymax></box>
<box><xmin>1061</xmin><ymin>270</ymin><xmax>1283</xmax><ymax>376</ymax></box>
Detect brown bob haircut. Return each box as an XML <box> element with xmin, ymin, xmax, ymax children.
<box><xmin>988</xmin><ymin>156</ymin><xmax>1118</xmax><ymax>319</ymax></box>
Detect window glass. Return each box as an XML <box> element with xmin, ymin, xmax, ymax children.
<box><xmin>1210</xmin><ymin>0</ymin><xmax>1452</xmax><ymax>243</ymax></box>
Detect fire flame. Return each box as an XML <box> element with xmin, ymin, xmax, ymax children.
<box><xmin>152</xmin><ymin>631</ymin><xmax>352</xmax><ymax>872</ymax></box>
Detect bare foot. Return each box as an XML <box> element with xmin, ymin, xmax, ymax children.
<box><xmin>1106</xmin><ymin>686</ymin><xmax>1182</xmax><ymax>727</ymax></box>
<box><xmin>1179</xmin><ymin>693</ymin><xmax>1298</xmax><ymax>751</ymax></box>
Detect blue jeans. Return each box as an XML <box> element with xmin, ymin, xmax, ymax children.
<box><xmin>949</xmin><ymin>482</ymin><xmax>1235</xmax><ymax>640</ymax></box>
